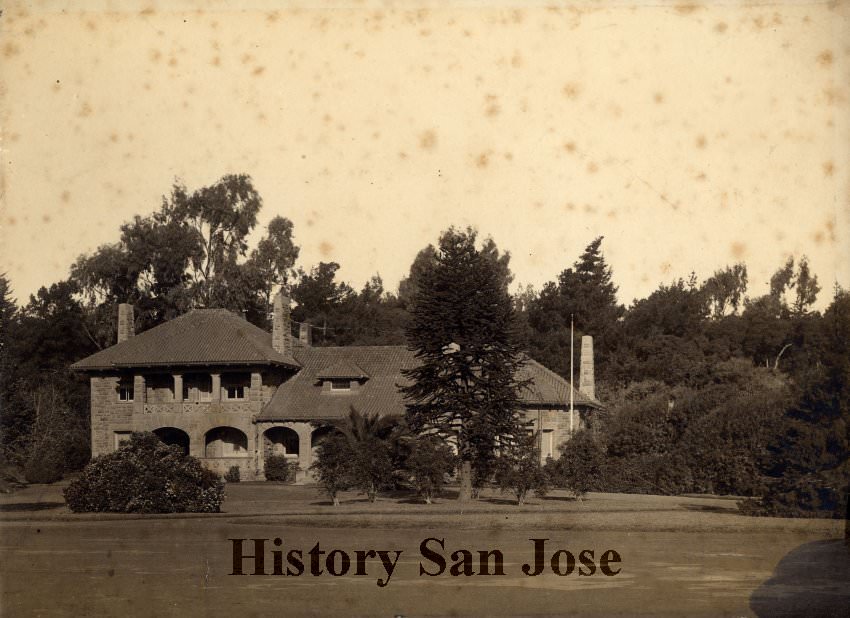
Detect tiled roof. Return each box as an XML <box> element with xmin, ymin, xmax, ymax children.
<box><xmin>257</xmin><ymin>346</ymin><xmax>602</xmax><ymax>421</ymax></box>
<box><xmin>71</xmin><ymin>309</ymin><xmax>300</xmax><ymax>370</ymax></box>
<box><xmin>316</xmin><ymin>359</ymin><xmax>370</xmax><ymax>380</ymax></box>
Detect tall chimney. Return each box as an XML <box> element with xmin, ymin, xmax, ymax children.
<box><xmin>299</xmin><ymin>322</ymin><xmax>312</xmax><ymax>347</ymax></box>
<box><xmin>117</xmin><ymin>303</ymin><xmax>135</xmax><ymax>344</ymax></box>
<box><xmin>272</xmin><ymin>291</ymin><xmax>293</xmax><ymax>357</ymax></box>
<box><xmin>579</xmin><ymin>335</ymin><xmax>595</xmax><ymax>400</ymax></box>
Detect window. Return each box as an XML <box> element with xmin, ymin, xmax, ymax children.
<box><xmin>118</xmin><ymin>384</ymin><xmax>134</xmax><ymax>402</ymax></box>
<box><xmin>226</xmin><ymin>385</ymin><xmax>245</xmax><ymax>400</ymax></box>
<box><xmin>330</xmin><ymin>379</ymin><xmax>351</xmax><ymax>391</ymax></box>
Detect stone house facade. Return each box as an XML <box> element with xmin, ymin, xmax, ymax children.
<box><xmin>72</xmin><ymin>292</ymin><xmax>602</xmax><ymax>481</ymax></box>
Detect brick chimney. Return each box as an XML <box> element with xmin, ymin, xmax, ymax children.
<box><xmin>579</xmin><ymin>335</ymin><xmax>595</xmax><ymax>400</ymax></box>
<box><xmin>272</xmin><ymin>291</ymin><xmax>293</xmax><ymax>357</ymax></box>
<box><xmin>117</xmin><ymin>303</ymin><xmax>135</xmax><ymax>344</ymax></box>
<box><xmin>299</xmin><ymin>322</ymin><xmax>312</xmax><ymax>347</ymax></box>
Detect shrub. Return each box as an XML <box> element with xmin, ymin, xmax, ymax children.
<box><xmin>64</xmin><ymin>432</ymin><xmax>224</xmax><ymax>513</ymax></box>
<box><xmin>224</xmin><ymin>466</ymin><xmax>241</xmax><ymax>483</ymax></box>
<box><xmin>547</xmin><ymin>429</ymin><xmax>604</xmax><ymax>500</ymax></box>
<box><xmin>494</xmin><ymin>435</ymin><xmax>550</xmax><ymax>505</ymax></box>
<box><xmin>404</xmin><ymin>435</ymin><xmax>457</xmax><ymax>504</ymax></box>
<box><xmin>264</xmin><ymin>455</ymin><xmax>298</xmax><ymax>482</ymax></box>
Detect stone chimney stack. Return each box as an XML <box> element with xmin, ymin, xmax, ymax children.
<box><xmin>579</xmin><ymin>335</ymin><xmax>595</xmax><ymax>400</ymax></box>
<box><xmin>272</xmin><ymin>291</ymin><xmax>293</xmax><ymax>357</ymax></box>
<box><xmin>117</xmin><ymin>303</ymin><xmax>135</xmax><ymax>344</ymax></box>
<box><xmin>299</xmin><ymin>322</ymin><xmax>312</xmax><ymax>347</ymax></box>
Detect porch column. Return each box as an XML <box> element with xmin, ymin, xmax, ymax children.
<box><xmin>133</xmin><ymin>374</ymin><xmax>146</xmax><ymax>415</ymax></box>
<box><xmin>297</xmin><ymin>425</ymin><xmax>312</xmax><ymax>478</ymax></box>
<box><xmin>173</xmin><ymin>373</ymin><xmax>183</xmax><ymax>403</ymax></box>
<box><xmin>211</xmin><ymin>373</ymin><xmax>221</xmax><ymax>402</ymax></box>
<box><xmin>250</xmin><ymin>372</ymin><xmax>262</xmax><ymax>403</ymax></box>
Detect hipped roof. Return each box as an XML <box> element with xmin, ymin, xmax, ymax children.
<box><xmin>71</xmin><ymin>309</ymin><xmax>300</xmax><ymax>370</ymax></box>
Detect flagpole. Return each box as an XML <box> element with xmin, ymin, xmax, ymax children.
<box><xmin>570</xmin><ymin>313</ymin><xmax>574</xmax><ymax>434</ymax></box>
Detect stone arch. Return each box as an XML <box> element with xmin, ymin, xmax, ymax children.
<box><xmin>263</xmin><ymin>427</ymin><xmax>300</xmax><ymax>459</ymax></box>
<box><xmin>153</xmin><ymin>427</ymin><xmax>190</xmax><ymax>455</ymax></box>
<box><xmin>204</xmin><ymin>426</ymin><xmax>248</xmax><ymax>458</ymax></box>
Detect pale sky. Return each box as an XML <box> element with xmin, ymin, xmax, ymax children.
<box><xmin>2</xmin><ymin>0</ymin><xmax>848</xmax><ymax>309</ymax></box>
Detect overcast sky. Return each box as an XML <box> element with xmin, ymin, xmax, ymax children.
<box><xmin>2</xmin><ymin>0</ymin><xmax>848</xmax><ymax>309</ymax></box>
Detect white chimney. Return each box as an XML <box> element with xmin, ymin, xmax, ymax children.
<box><xmin>272</xmin><ymin>292</ymin><xmax>293</xmax><ymax>357</ymax></box>
<box><xmin>117</xmin><ymin>303</ymin><xmax>135</xmax><ymax>344</ymax></box>
<box><xmin>579</xmin><ymin>335</ymin><xmax>595</xmax><ymax>400</ymax></box>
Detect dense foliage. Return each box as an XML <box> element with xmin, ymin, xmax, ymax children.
<box><xmin>64</xmin><ymin>433</ymin><xmax>224</xmax><ymax>513</ymax></box>
<box><xmin>404</xmin><ymin>435</ymin><xmax>457</xmax><ymax>504</ymax></box>
<box><xmin>264</xmin><ymin>455</ymin><xmax>298</xmax><ymax>482</ymax></box>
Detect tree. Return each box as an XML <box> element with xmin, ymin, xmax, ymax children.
<box><xmin>548</xmin><ymin>430</ymin><xmax>604</xmax><ymax>500</ymax></box>
<box><xmin>703</xmin><ymin>263</ymin><xmax>748</xmax><ymax>318</ymax></box>
<box><xmin>494</xmin><ymin>433</ymin><xmax>549</xmax><ymax>505</ymax></box>
<box><xmin>404</xmin><ymin>435</ymin><xmax>457</xmax><ymax>504</ymax></box>
<box><xmin>527</xmin><ymin>237</ymin><xmax>624</xmax><ymax>379</ymax></box>
<box><xmin>402</xmin><ymin>227</ymin><xmax>528</xmax><ymax>502</ymax></box>
<box><xmin>245</xmin><ymin>216</ymin><xmax>300</xmax><ymax>312</ymax></box>
<box><xmin>309</xmin><ymin>432</ymin><xmax>354</xmax><ymax>506</ymax></box>
<box><xmin>316</xmin><ymin>407</ymin><xmax>403</xmax><ymax>502</ymax></box>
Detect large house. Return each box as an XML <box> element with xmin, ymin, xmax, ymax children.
<box><xmin>71</xmin><ymin>292</ymin><xmax>602</xmax><ymax>480</ymax></box>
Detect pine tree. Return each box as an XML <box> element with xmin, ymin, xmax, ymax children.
<box><xmin>402</xmin><ymin>227</ymin><xmax>528</xmax><ymax>502</ymax></box>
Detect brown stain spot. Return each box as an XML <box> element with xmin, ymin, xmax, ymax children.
<box><xmin>587</xmin><ymin>162</ymin><xmax>599</xmax><ymax>174</ymax></box>
<box><xmin>653</xmin><ymin>92</ymin><xmax>664</xmax><ymax>104</ymax></box>
<box><xmin>61</xmin><ymin>190</ymin><xmax>71</xmax><ymax>204</ymax></box>
<box><xmin>511</xmin><ymin>53</ymin><xmax>523</xmax><ymax>68</ymax></box>
<box><xmin>825</xmin><ymin>218</ymin><xmax>836</xmax><ymax>242</ymax></box>
<box><xmin>78</xmin><ymin>102</ymin><xmax>93</xmax><ymax>118</ymax></box>
<box><xmin>419</xmin><ymin>130</ymin><xmax>437</xmax><ymax>150</ymax></box>
<box><xmin>42</xmin><ymin>214</ymin><xmax>51</xmax><ymax>223</ymax></box>
<box><xmin>398</xmin><ymin>151</ymin><xmax>408</xmax><ymax>160</ymax></box>
<box><xmin>817</xmin><ymin>50</ymin><xmax>834</xmax><ymax>67</ymax></box>
<box><xmin>6</xmin><ymin>216</ymin><xmax>17</xmax><ymax>226</ymax></box>
<box><xmin>3</xmin><ymin>42</ymin><xmax>21</xmax><ymax>58</ymax></box>
<box><xmin>109</xmin><ymin>133</ymin><xmax>119</xmax><ymax>143</ymax></box>
<box><xmin>822</xmin><ymin>161</ymin><xmax>835</xmax><ymax>176</ymax></box>
<box><xmin>563</xmin><ymin>141</ymin><xmax>576</xmax><ymax>153</ymax></box>
<box><xmin>484</xmin><ymin>94</ymin><xmax>500</xmax><ymax>117</ymax></box>
<box><xmin>476</xmin><ymin>152</ymin><xmax>490</xmax><ymax>168</ymax></box>
<box><xmin>714</xmin><ymin>22</ymin><xmax>728</xmax><ymax>33</ymax></box>
<box><xmin>168</xmin><ymin>56</ymin><xmax>178</xmax><ymax>68</ymax></box>
<box><xmin>660</xmin><ymin>262</ymin><xmax>672</xmax><ymax>275</ymax></box>
<box><xmin>562</xmin><ymin>82</ymin><xmax>581</xmax><ymax>99</ymax></box>
<box><xmin>564</xmin><ymin>202</ymin><xmax>576</xmax><ymax>212</ymax></box>
<box><xmin>319</xmin><ymin>241</ymin><xmax>333</xmax><ymax>257</ymax></box>
<box><xmin>267</xmin><ymin>11</ymin><xmax>281</xmax><ymax>23</ymax></box>
<box><xmin>149</xmin><ymin>49</ymin><xmax>161</xmax><ymax>63</ymax></box>
<box><xmin>731</xmin><ymin>242</ymin><xmax>747</xmax><ymax>260</ymax></box>
<box><xmin>674</xmin><ymin>4</ymin><xmax>701</xmax><ymax>15</ymax></box>
<box><xmin>695</xmin><ymin>135</ymin><xmax>707</xmax><ymax>149</ymax></box>
<box><xmin>252</xmin><ymin>66</ymin><xmax>265</xmax><ymax>76</ymax></box>
<box><xmin>823</xmin><ymin>87</ymin><xmax>845</xmax><ymax>105</ymax></box>
<box><xmin>211</xmin><ymin>56</ymin><xmax>220</xmax><ymax>67</ymax></box>
<box><xmin>140</xmin><ymin>7</ymin><xmax>156</xmax><ymax>17</ymax></box>
<box><xmin>503</xmin><ymin>152</ymin><xmax>513</xmax><ymax>161</ymax></box>
<box><xmin>86</xmin><ymin>19</ymin><xmax>97</xmax><ymax>32</ymax></box>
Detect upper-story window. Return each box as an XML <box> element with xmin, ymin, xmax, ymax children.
<box><xmin>223</xmin><ymin>373</ymin><xmax>250</xmax><ymax>400</ymax></box>
<box><xmin>183</xmin><ymin>374</ymin><xmax>212</xmax><ymax>402</ymax></box>
<box><xmin>118</xmin><ymin>384</ymin><xmax>134</xmax><ymax>402</ymax></box>
<box><xmin>226</xmin><ymin>385</ymin><xmax>245</xmax><ymax>400</ymax></box>
<box><xmin>329</xmin><ymin>379</ymin><xmax>351</xmax><ymax>391</ymax></box>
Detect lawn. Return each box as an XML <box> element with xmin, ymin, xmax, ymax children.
<box><xmin>1</xmin><ymin>483</ymin><xmax>847</xmax><ymax>616</ymax></box>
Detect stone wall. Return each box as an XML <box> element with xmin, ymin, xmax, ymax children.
<box><xmin>90</xmin><ymin>376</ymin><xmax>134</xmax><ymax>457</ymax></box>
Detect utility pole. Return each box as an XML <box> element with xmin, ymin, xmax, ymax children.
<box><xmin>569</xmin><ymin>313</ymin><xmax>574</xmax><ymax>434</ymax></box>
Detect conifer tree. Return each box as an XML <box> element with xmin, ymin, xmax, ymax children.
<box><xmin>402</xmin><ymin>227</ymin><xmax>528</xmax><ymax>502</ymax></box>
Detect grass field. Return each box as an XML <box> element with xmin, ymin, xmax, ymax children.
<box><xmin>1</xmin><ymin>483</ymin><xmax>848</xmax><ymax>616</ymax></box>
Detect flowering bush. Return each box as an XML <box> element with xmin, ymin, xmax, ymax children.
<box><xmin>64</xmin><ymin>432</ymin><xmax>224</xmax><ymax>513</ymax></box>
<box><xmin>224</xmin><ymin>466</ymin><xmax>241</xmax><ymax>483</ymax></box>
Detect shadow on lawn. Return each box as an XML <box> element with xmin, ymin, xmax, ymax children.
<box><xmin>0</xmin><ymin>501</ymin><xmax>64</xmax><ymax>512</ymax></box>
<box><xmin>750</xmin><ymin>539</ymin><xmax>850</xmax><ymax>617</ymax></box>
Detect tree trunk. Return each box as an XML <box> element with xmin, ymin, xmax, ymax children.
<box><xmin>332</xmin><ymin>495</ymin><xmax>340</xmax><ymax>507</ymax></box>
<box><xmin>424</xmin><ymin>493</ymin><xmax>432</xmax><ymax>505</ymax></box>
<box><xmin>458</xmin><ymin>460</ymin><xmax>473</xmax><ymax>502</ymax></box>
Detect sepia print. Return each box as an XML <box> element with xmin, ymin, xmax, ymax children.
<box><xmin>1</xmin><ymin>0</ymin><xmax>848</xmax><ymax>615</ymax></box>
